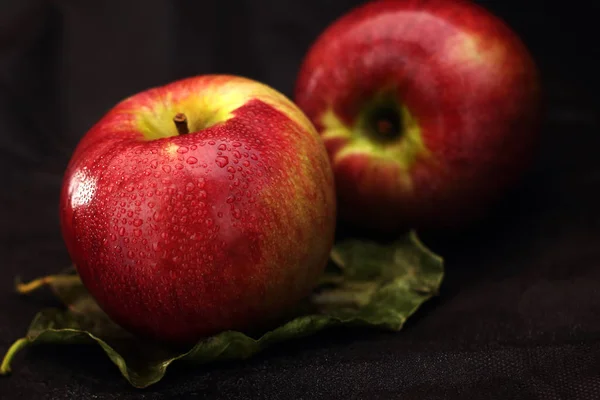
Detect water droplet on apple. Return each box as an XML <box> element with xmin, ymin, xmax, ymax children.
<box><xmin>110</xmin><ymin>233</ymin><xmax>117</xmax><ymax>241</ymax></box>
<box><xmin>133</xmin><ymin>219</ymin><xmax>143</xmax><ymax>227</ymax></box>
<box><xmin>162</xmin><ymin>165</ymin><xmax>171</xmax><ymax>173</ymax></box>
<box><xmin>232</xmin><ymin>142</ymin><xmax>242</xmax><ymax>147</ymax></box>
<box><xmin>134</xmin><ymin>229</ymin><xmax>142</xmax><ymax>237</ymax></box>
<box><xmin>177</xmin><ymin>146</ymin><xmax>189</xmax><ymax>154</ymax></box>
<box><xmin>186</xmin><ymin>156</ymin><xmax>198</xmax><ymax>165</ymax></box>
<box><xmin>150</xmin><ymin>160</ymin><xmax>159</xmax><ymax>169</ymax></box>
<box><xmin>118</xmin><ymin>227</ymin><xmax>126</xmax><ymax>236</ymax></box>
<box><xmin>227</xmin><ymin>166</ymin><xmax>236</xmax><ymax>173</ymax></box>
<box><xmin>127</xmin><ymin>250</ymin><xmax>135</xmax><ymax>259</ymax></box>
<box><xmin>148</xmin><ymin>201</ymin><xmax>155</xmax><ymax>208</ymax></box>
<box><xmin>218</xmin><ymin>144</ymin><xmax>227</xmax><ymax>151</ymax></box>
<box><xmin>250</xmin><ymin>154</ymin><xmax>258</xmax><ymax>160</ymax></box>
<box><xmin>226</xmin><ymin>196</ymin><xmax>235</xmax><ymax>203</ymax></box>
<box><xmin>215</xmin><ymin>156</ymin><xmax>229</xmax><ymax>168</ymax></box>
<box><xmin>175</xmin><ymin>163</ymin><xmax>184</xmax><ymax>170</ymax></box>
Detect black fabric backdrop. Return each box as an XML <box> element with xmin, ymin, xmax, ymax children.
<box><xmin>1</xmin><ymin>0</ymin><xmax>600</xmax><ymax>399</ymax></box>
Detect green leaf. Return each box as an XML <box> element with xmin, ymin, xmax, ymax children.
<box><xmin>1</xmin><ymin>231</ymin><xmax>443</xmax><ymax>388</ymax></box>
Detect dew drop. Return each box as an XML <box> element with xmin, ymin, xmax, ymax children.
<box><xmin>134</xmin><ymin>229</ymin><xmax>142</xmax><ymax>237</ymax></box>
<box><xmin>215</xmin><ymin>156</ymin><xmax>229</xmax><ymax>168</ymax></box>
<box><xmin>218</xmin><ymin>144</ymin><xmax>227</xmax><ymax>151</ymax></box>
<box><xmin>162</xmin><ymin>165</ymin><xmax>171</xmax><ymax>173</ymax></box>
<box><xmin>119</xmin><ymin>227</ymin><xmax>126</xmax><ymax>236</ymax></box>
<box><xmin>186</xmin><ymin>156</ymin><xmax>198</xmax><ymax>165</ymax></box>
<box><xmin>227</xmin><ymin>166</ymin><xmax>236</xmax><ymax>173</ymax></box>
<box><xmin>177</xmin><ymin>146</ymin><xmax>189</xmax><ymax>154</ymax></box>
<box><xmin>133</xmin><ymin>219</ymin><xmax>143</xmax><ymax>227</ymax></box>
<box><xmin>186</xmin><ymin>182</ymin><xmax>195</xmax><ymax>192</ymax></box>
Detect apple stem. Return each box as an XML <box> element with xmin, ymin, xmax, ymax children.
<box><xmin>0</xmin><ymin>338</ymin><xmax>29</xmax><ymax>375</ymax></box>
<box><xmin>16</xmin><ymin>276</ymin><xmax>56</xmax><ymax>294</ymax></box>
<box><xmin>174</xmin><ymin>113</ymin><xmax>190</xmax><ymax>135</ymax></box>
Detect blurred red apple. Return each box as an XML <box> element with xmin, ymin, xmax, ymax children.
<box><xmin>60</xmin><ymin>75</ymin><xmax>336</xmax><ymax>343</ymax></box>
<box><xmin>295</xmin><ymin>0</ymin><xmax>541</xmax><ymax>232</ymax></box>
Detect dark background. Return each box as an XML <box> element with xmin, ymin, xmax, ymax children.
<box><xmin>1</xmin><ymin>0</ymin><xmax>599</xmax><ymax>398</ymax></box>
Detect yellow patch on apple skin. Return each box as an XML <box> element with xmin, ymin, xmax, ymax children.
<box><xmin>320</xmin><ymin>106</ymin><xmax>430</xmax><ymax>187</ymax></box>
<box><xmin>119</xmin><ymin>75</ymin><xmax>319</xmax><ymax>142</ymax></box>
<box><xmin>444</xmin><ymin>33</ymin><xmax>506</xmax><ymax>67</ymax></box>
<box><xmin>320</xmin><ymin>109</ymin><xmax>352</xmax><ymax>140</ymax></box>
<box><xmin>165</xmin><ymin>142</ymin><xmax>179</xmax><ymax>157</ymax></box>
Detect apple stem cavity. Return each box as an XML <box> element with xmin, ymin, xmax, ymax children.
<box><xmin>174</xmin><ymin>113</ymin><xmax>190</xmax><ymax>135</ymax></box>
<box><xmin>368</xmin><ymin>105</ymin><xmax>402</xmax><ymax>141</ymax></box>
<box><xmin>376</xmin><ymin>119</ymin><xmax>394</xmax><ymax>136</ymax></box>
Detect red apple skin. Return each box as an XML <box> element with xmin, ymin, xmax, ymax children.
<box><xmin>59</xmin><ymin>75</ymin><xmax>336</xmax><ymax>344</ymax></box>
<box><xmin>294</xmin><ymin>0</ymin><xmax>541</xmax><ymax>232</ymax></box>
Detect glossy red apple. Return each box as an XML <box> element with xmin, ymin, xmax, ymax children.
<box><xmin>295</xmin><ymin>0</ymin><xmax>541</xmax><ymax>232</ymax></box>
<box><xmin>59</xmin><ymin>75</ymin><xmax>336</xmax><ymax>343</ymax></box>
